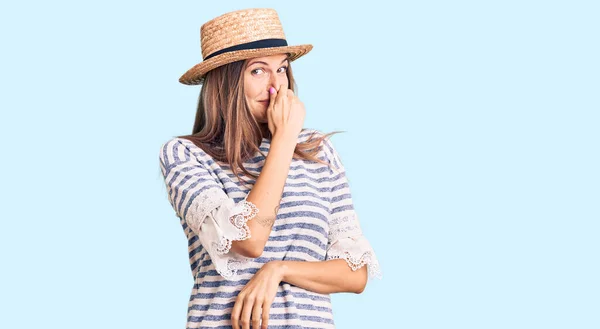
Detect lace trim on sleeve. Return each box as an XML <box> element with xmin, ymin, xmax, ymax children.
<box><xmin>327</xmin><ymin>214</ymin><xmax>382</xmax><ymax>279</ymax></box>
<box><xmin>327</xmin><ymin>236</ymin><xmax>383</xmax><ymax>279</ymax></box>
<box><xmin>211</xmin><ymin>199</ymin><xmax>258</xmax><ymax>278</ymax></box>
<box><xmin>211</xmin><ymin>199</ymin><xmax>259</xmax><ymax>256</ymax></box>
<box><xmin>229</xmin><ymin>200</ymin><xmax>259</xmax><ymax>240</ymax></box>
<box><xmin>186</xmin><ymin>188</ymin><xmax>260</xmax><ymax>279</ymax></box>
<box><xmin>219</xmin><ymin>258</ymin><xmax>248</xmax><ymax>278</ymax></box>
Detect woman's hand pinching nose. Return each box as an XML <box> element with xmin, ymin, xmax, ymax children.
<box><xmin>266</xmin><ymin>83</ymin><xmax>305</xmax><ymax>140</ymax></box>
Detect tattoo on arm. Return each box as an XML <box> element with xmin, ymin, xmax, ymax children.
<box><xmin>255</xmin><ymin>216</ymin><xmax>276</xmax><ymax>228</ymax></box>
<box><xmin>254</xmin><ymin>204</ymin><xmax>280</xmax><ymax>228</ymax></box>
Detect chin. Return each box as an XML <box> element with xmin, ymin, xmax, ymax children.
<box><xmin>252</xmin><ymin>110</ymin><xmax>268</xmax><ymax>123</ymax></box>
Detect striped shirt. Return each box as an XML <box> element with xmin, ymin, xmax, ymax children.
<box><xmin>159</xmin><ymin>128</ymin><xmax>381</xmax><ymax>328</ymax></box>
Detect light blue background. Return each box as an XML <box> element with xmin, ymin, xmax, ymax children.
<box><xmin>1</xmin><ymin>0</ymin><xmax>598</xmax><ymax>328</ymax></box>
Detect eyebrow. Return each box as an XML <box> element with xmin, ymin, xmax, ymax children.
<box><xmin>248</xmin><ymin>58</ymin><xmax>289</xmax><ymax>67</ymax></box>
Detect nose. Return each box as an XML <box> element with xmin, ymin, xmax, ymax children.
<box><xmin>268</xmin><ymin>72</ymin><xmax>286</xmax><ymax>91</ymax></box>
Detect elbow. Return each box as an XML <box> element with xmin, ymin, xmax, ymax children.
<box><xmin>353</xmin><ymin>281</ymin><xmax>367</xmax><ymax>294</ymax></box>
<box><xmin>243</xmin><ymin>246</ymin><xmax>264</xmax><ymax>259</ymax></box>
<box><xmin>352</xmin><ymin>267</ymin><xmax>369</xmax><ymax>294</ymax></box>
<box><xmin>233</xmin><ymin>239</ymin><xmax>265</xmax><ymax>259</ymax></box>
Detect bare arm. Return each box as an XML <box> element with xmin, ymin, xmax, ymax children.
<box><xmin>230</xmin><ymin>85</ymin><xmax>305</xmax><ymax>258</ymax></box>
<box><xmin>229</xmin><ymin>257</ymin><xmax>369</xmax><ymax>329</ymax></box>
<box><xmin>230</xmin><ymin>134</ymin><xmax>297</xmax><ymax>258</ymax></box>
<box><xmin>270</xmin><ymin>259</ymin><xmax>368</xmax><ymax>294</ymax></box>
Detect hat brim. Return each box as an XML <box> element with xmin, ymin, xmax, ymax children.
<box><xmin>179</xmin><ymin>44</ymin><xmax>313</xmax><ymax>85</ymax></box>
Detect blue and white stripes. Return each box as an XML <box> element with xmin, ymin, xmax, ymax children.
<box><xmin>159</xmin><ymin>129</ymin><xmax>381</xmax><ymax>328</ymax></box>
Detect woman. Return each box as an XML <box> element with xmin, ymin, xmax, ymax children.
<box><xmin>159</xmin><ymin>8</ymin><xmax>381</xmax><ymax>329</ymax></box>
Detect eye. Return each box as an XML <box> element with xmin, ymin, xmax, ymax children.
<box><xmin>250</xmin><ymin>66</ymin><xmax>288</xmax><ymax>76</ymax></box>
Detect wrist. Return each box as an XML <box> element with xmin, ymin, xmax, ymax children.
<box><xmin>272</xmin><ymin>132</ymin><xmax>298</xmax><ymax>146</ymax></box>
<box><xmin>269</xmin><ymin>260</ymin><xmax>289</xmax><ymax>281</ymax></box>
<box><xmin>268</xmin><ymin>135</ymin><xmax>297</xmax><ymax>161</ymax></box>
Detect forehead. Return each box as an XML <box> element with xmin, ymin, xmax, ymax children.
<box><xmin>247</xmin><ymin>54</ymin><xmax>289</xmax><ymax>65</ymax></box>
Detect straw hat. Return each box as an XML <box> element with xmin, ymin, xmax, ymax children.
<box><xmin>179</xmin><ymin>8</ymin><xmax>313</xmax><ymax>85</ymax></box>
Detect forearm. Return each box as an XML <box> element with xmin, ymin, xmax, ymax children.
<box><xmin>231</xmin><ymin>134</ymin><xmax>297</xmax><ymax>257</ymax></box>
<box><xmin>273</xmin><ymin>259</ymin><xmax>368</xmax><ymax>295</ymax></box>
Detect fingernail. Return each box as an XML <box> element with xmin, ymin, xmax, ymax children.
<box><xmin>269</xmin><ymin>87</ymin><xmax>275</xmax><ymax>94</ymax></box>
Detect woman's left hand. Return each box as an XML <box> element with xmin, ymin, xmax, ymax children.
<box><xmin>231</xmin><ymin>261</ymin><xmax>285</xmax><ymax>329</ymax></box>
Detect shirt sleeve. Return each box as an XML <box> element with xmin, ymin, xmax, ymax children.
<box><xmin>159</xmin><ymin>138</ymin><xmax>259</xmax><ymax>280</ymax></box>
<box><xmin>322</xmin><ymin>137</ymin><xmax>382</xmax><ymax>280</ymax></box>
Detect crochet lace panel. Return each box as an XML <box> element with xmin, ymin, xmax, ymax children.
<box><xmin>327</xmin><ymin>247</ymin><xmax>382</xmax><ymax>280</ymax></box>
<box><xmin>213</xmin><ymin>198</ymin><xmax>258</xmax><ymax>278</ymax></box>
<box><xmin>328</xmin><ymin>214</ymin><xmax>363</xmax><ymax>241</ymax></box>
<box><xmin>327</xmin><ymin>214</ymin><xmax>382</xmax><ymax>279</ymax></box>
<box><xmin>187</xmin><ymin>188</ymin><xmax>259</xmax><ymax>279</ymax></box>
<box><xmin>187</xmin><ymin>188</ymin><xmax>228</xmax><ymax>233</ymax></box>
<box><xmin>218</xmin><ymin>258</ymin><xmax>249</xmax><ymax>278</ymax></box>
<box><xmin>211</xmin><ymin>199</ymin><xmax>259</xmax><ymax>256</ymax></box>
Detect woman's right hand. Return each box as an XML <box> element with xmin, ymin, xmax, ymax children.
<box><xmin>267</xmin><ymin>84</ymin><xmax>305</xmax><ymax>141</ymax></box>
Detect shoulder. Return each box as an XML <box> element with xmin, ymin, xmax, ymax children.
<box><xmin>303</xmin><ymin>128</ymin><xmax>335</xmax><ymax>153</ymax></box>
<box><xmin>298</xmin><ymin>128</ymin><xmax>336</xmax><ymax>152</ymax></box>
<box><xmin>297</xmin><ymin>128</ymin><xmax>344</xmax><ymax>167</ymax></box>
<box><xmin>298</xmin><ymin>128</ymin><xmax>326</xmax><ymax>142</ymax></box>
<box><xmin>159</xmin><ymin>137</ymin><xmax>189</xmax><ymax>158</ymax></box>
<box><xmin>158</xmin><ymin>137</ymin><xmax>211</xmax><ymax>165</ymax></box>
<box><xmin>160</xmin><ymin>137</ymin><xmax>186</xmax><ymax>150</ymax></box>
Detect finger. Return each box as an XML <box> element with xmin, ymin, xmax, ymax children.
<box><xmin>251</xmin><ymin>301</ymin><xmax>263</xmax><ymax>329</ymax></box>
<box><xmin>267</xmin><ymin>107</ymin><xmax>274</xmax><ymax>135</ymax></box>
<box><xmin>268</xmin><ymin>86</ymin><xmax>277</xmax><ymax>111</ymax></box>
<box><xmin>289</xmin><ymin>95</ymin><xmax>298</xmax><ymax>106</ymax></box>
<box><xmin>287</xmin><ymin>91</ymin><xmax>297</xmax><ymax>110</ymax></box>
<box><xmin>231</xmin><ymin>296</ymin><xmax>244</xmax><ymax>329</ymax></box>
<box><xmin>274</xmin><ymin>84</ymin><xmax>285</xmax><ymax>110</ymax></box>
<box><xmin>241</xmin><ymin>296</ymin><xmax>254</xmax><ymax>329</ymax></box>
<box><xmin>282</xmin><ymin>85</ymin><xmax>289</xmax><ymax>106</ymax></box>
<box><xmin>261</xmin><ymin>300</ymin><xmax>272</xmax><ymax>329</ymax></box>
<box><xmin>280</xmin><ymin>85</ymin><xmax>290</xmax><ymax>120</ymax></box>
<box><xmin>267</xmin><ymin>87</ymin><xmax>277</xmax><ymax>133</ymax></box>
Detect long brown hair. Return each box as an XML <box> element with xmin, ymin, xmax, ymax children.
<box><xmin>177</xmin><ymin>54</ymin><xmax>341</xmax><ymax>186</ymax></box>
